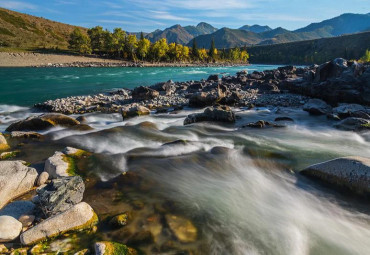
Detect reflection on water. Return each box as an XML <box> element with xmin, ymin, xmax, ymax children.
<box><xmin>2</xmin><ymin>106</ymin><xmax>370</xmax><ymax>254</ymax></box>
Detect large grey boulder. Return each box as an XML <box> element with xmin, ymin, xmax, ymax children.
<box><xmin>120</xmin><ymin>105</ymin><xmax>150</xmax><ymax>120</ymax></box>
<box><xmin>37</xmin><ymin>176</ymin><xmax>85</xmax><ymax>217</ymax></box>
<box><xmin>0</xmin><ymin>161</ymin><xmax>38</xmax><ymax>209</ymax></box>
<box><xmin>334</xmin><ymin>117</ymin><xmax>370</xmax><ymax>131</ymax></box>
<box><xmin>6</xmin><ymin>113</ymin><xmax>80</xmax><ymax>132</ymax></box>
<box><xmin>20</xmin><ymin>202</ymin><xmax>97</xmax><ymax>245</ymax></box>
<box><xmin>0</xmin><ymin>216</ymin><xmax>22</xmax><ymax>242</ymax></box>
<box><xmin>184</xmin><ymin>105</ymin><xmax>236</xmax><ymax>125</ymax></box>
<box><xmin>303</xmin><ymin>99</ymin><xmax>332</xmax><ymax>115</ymax></box>
<box><xmin>333</xmin><ymin>104</ymin><xmax>368</xmax><ymax>119</ymax></box>
<box><xmin>301</xmin><ymin>156</ymin><xmax>370</xmax><ymax>195</ymax></box>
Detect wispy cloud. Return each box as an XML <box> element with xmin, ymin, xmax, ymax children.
<box><xmin>148</xmin><ymin>10</ymin><xmax>192</xmax><ymax>21</ymax></box>
<box><xmin>0</xmin><ymin>1</ymin><xmax>38</xmax><ymax>11</ymax></box>
<box><xmin>128</xmin><ymin>0</ymin><xmax>254</xmax><ymax>10</ymax></box>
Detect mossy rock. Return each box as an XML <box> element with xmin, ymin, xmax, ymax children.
<box><xmin>109</xmin><ymin>212</ymin><xmax>132</xmax><ymax>227</ymax></box>
<box><xmin>10</xmin><ymin>248</ymin><xmax>28</xmax><ymax>255</ymax></box>
<box><xmin>95</xmin><ymin>241</ymin><xmax>137</xmax><ymax>255</ymax></box>
<box><xmin>0</xmin><ymin>150</ymin><xmax>20</xmax><ymax>160</ymax></box>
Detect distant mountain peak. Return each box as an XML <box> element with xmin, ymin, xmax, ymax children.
<box><xmin>239</xmin><ymin>24</ymin><xmax>272</xmax><ymax>33</ymax></box>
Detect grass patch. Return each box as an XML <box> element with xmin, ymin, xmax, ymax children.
<box><xmin>0</xmin><ymin>27</ymin><xmax>15</xmax><ymax>36</ymax></box>
<box><xmin>0</xmin><ymin>9</ymin><xmax>28</xmax><ymax>30</ymax></box>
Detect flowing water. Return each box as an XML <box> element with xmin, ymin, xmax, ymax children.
<box><xmin>1</xmin><ymin>65</ymin><xmax>370</xmax><ymax>254</ymax></box>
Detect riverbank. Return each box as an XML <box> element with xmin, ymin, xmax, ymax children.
<box><xmin>0</xmin><ymin>52</ymin><xmax>246</xmax><ymax>68</ymax></box>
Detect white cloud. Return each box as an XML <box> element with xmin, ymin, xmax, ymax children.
<box><xmin>149</xmin><ymin>10</ymin><xmax>192</xmax><ymax>21</ymax></box>
<box><xmin>0</xmin><ymin>1</ymin><xmax>38</xmax><ymax>11</ymax></box>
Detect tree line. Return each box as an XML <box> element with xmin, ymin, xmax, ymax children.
<box><xmin>68</xmin><ymin>26</ymin><xmax>249</xmax><ymax>63</ymax></box>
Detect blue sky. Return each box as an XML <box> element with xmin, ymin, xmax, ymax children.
<box><xmin>1</xmin><ymin>0</ymin><xmax>369</xmax><ymax>32</ymax></box>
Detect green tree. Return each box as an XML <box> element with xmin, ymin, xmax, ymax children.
<box><xmin>125</xmin><ymin>34</ymin><xmax>138</xmax><ymax>60</ymax></box>
<box><xmin>209</xmin><ymin>38</ymin><xmax>217</xmax><ymax>61</ymax></box>
<box><xmin>87</xmin><ymin>26</ymin><xmax>105</xmax><ymax>52</ymax></box>
<box><xmin>111</xmin><ymin>28</ymin><xmax>126</xmax><ymax>57</ymax></box>
<box><xmin>68</xmin><ymin>28</ymin><xmax>91</xmax><ymax>54</ymax></box>
<box><xmin>360</xmin><ymin>49</ymin><xmax>370</xmax><ymax>63</ymax></box>
<box><xmin>137</xmin><ymin>37</ymin><xmax>151</xmax><ymax>60</ymax></box>
<box><xmin>150</xmin><ymin>38</ymin><xmax>169</xmax><ymax>62</ymax></box>
<box><xmin>191</xmin><ymin>38</ymin><xmax>198</xmax><ymax>60</ymax></box>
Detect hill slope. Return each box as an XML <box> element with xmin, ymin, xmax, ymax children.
<box><xmin>239</xmin><ymin>25</ymin><xmax>272</xmax><ymax>33</ymax></box>
<box><xmin>296</xmin><ymin>13</ymin><xmax>370</xmax><ymax>36</ymax></box>
<box><xmin>247</xmin><ymin>31</ymin><xmax>370</xmax><ymax>64</ymax></box>
<box><xmin>0</xmin><ymin>7</ymin><xmax>85</xmax><ymax>50</ymax></box>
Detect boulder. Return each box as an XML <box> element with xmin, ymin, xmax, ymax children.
<box><xmin>301</xmin><ymin>156</ymin><xmax>370</xmax><ymax>195</ymax></box>
<box><xmin>0</xmin><ymin>133</ymin><xmax>9</xmax><ymax>150</ymax></box>
<box><xmin>184</xmin><ymin>105</ymin><xmax>236</xmax><ymax>125</ymax></box>
<box><xmin>165</xmin><ymin>214</ymin><xmax>197</xmax><ymax>243</ymax></box>
<box><xmin>120</xmin><ymin>105</ymin><xmax>150</xmax><ymax>120</ymax></box>
<box><xmin>37</xmin><ymin>176</ymin><xmax>85</xmax><ymax>217</ymax></box>
<box><xmin>44</xmin><ymin>151</ymin><xmax>70</xmax><ymax>178</ymax></box>
<box><xmin>10</xmin><ymin>131</ymin><xmax>43</xmax><ymax>139</ymax></box>
<box><xmin>333</xmin><ymin>104</ymin><xmax>367</xmax><ymax>118</ymax></box>
<box><xmin>188</xmin><ymin>92</ymin><xmax>218</xmax><ymax>107</ymax></box>
<box><xmin>109</xmin><ymin>212</ymin><xmax>131</xmax><ymax>227</ymax></box>
<box><xmin>334</xmin><ymin>117</ymin><xmax>370</xmax><ymax>131</ymax></box>
<box><xmin>95</xmin><ymin>241</ymin><xmax>136</xmax><ymax>255</ymax></box>
<box><xmin>132</xmin><ymin>86</ymin><xmax>159</xmax><ymax>100</ymax></box>
<box><xmin>6</xmin><ymin>113</ymin><xmax>80</xmax><ymax>132</ymax></box>
<box><xmin>303</xmin><ymin>99</ymin><xmax>332</xmax><ymax>115</ymax></box>
<box><xmin>314</xmin><ymin>58</ymin><xmax>348</xmax><ymax>82</ymax></box>
<box><xmin>20</xmin><ymin>202</ymin><xmax>98</xmax><ymax>245</ymax></box>
<box><xmin>207</xmin><ymin>74</ymin><xmax>219</xmax><ymax>82</ymax></box>
<box><xmin>0</xmin><ymin>161</ymin><xmax>38</xmax><ymax>209</ymax></box>
<box><xmin>0</xmin><ymin>216</ymin><xmax>22</xmax><ymax>242</ymax></box>
<box><xmin>244</xmin><ymin>120</ymin><xmax>285</xmax><ymax>128</ymax></box>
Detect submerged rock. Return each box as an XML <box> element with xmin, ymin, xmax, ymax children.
<box><xmin>184</xmin><ymin>105</ymin><xmax>236</xmax><ymax>125</ymax></box>
<box><xmin>165</xmin><ymin>214</ymin><xmax>197</xmax><ymax>243</ymax></box>
<box><xmin>303</xmin><ymin>99</ymin><xmax>332</xmax><ymax>115</ymax></box>
<box><xmin>37</xmin><ymin>176</ymin><xmax>85</xmax><ymax>217</ymax></box>
<box><xmin>95</xmin><ymin>241</ymin><xmax>136</xmax><ymax>255</ymax></box>
<box><xmin>0</xmin><ymin>215</ymin><xmax>22</xmax><ymax>242</ymax></box>
<box><xmin>301</xmin><ymin>156</ymin><xmax>370</xmax><ymax>195</ymax></box>
<box><xmin>21</xmin><ymin>202</ymin><xmax>98</xmax><ymax>245</ymax></box>
<box><xmin>10</xmin><ymin>131</ymin><xmax>43</xmax><ymax>139</ymax></box>
<box><xmin>333</xmin><ymin>104</ymin><xmax>367</xmax><ymax>119</ymax></box>
<box><xmin>109</xmin><ymin>212</ymin><xmax>131</xmax><ymax>227</ymax></box>
<box><xmin>244</xmin><ymin>120</ymin><xmax>285</xmax><ymax>128</ymax></box>
<box><xmin>334</xmin><ymin>117</ymin><xmax>370</xmax><ymax>131</ymax></box>
<box><xmin>6</xmin><ymin>113</ymin><xmax>80</xmax><ymax>132</ymax></box>
<box><xmin>0</xmin><ymin>161</ymin><xmax>38</xmax><ymax>209</ymax></box>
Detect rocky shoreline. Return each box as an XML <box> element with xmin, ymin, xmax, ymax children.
<box><xmin>0</xmin><ymin>58</ymin><xmax>369</xmax><ymax>254</ymax></box>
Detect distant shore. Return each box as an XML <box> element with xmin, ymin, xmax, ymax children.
<box><xmin>0</xmin><ymin>52</ymin><xmax>248</xmax><ymax>68</ymax></box>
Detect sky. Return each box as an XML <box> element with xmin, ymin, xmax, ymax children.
<box><xmin>0</xmin><ymin>0</ymin><xmax>369</xmax><ymax>32</ymax></box>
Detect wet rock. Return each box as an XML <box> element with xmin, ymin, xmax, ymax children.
<box><xmin>36</xmin><ymin>172</ymin><xmax>49</xmax><ymax>186</ymax></box>
<box><xmin>210</xmin><ymin>146</ymin><xmax>233</xmax><ymax>155</ymax></box>
<box><xmin>303</xmin><ymin>99</ymin><xmax>332</xmax><ymax>115</ymax></box>
<box><xmin>333</xmin><ymin>104</ymin><xmax>367</xmax><ymax>118</ymax></box>
<box><xmin>189</xmin><ymin>92</ymin><xmax>218</xmax><ymax>107</ymax></box>
<box><xmin>275</xmin><ymin>117</ymin><xmax>294</xmax><ymax>122</ymax></box>
<box><xmin>21</xmin><ymin>202</ymin><xmax>98</xmax><ymax>245</ymax></box>
<box><xmin>207</xmin><ymin>74</ymin><xmax>219</xmax><ymax>81</ymax></box>
<box><xmin>244</xmin><ymin>120</ymin><xmax>285</xmax><ymax>128</ymax></box>
<box><xmin>76</xmin><ymin>116</ymin><xmax>87</xmax><ymax>123</ymax></box>
<box><xmin>165</xmin><ymin>214</ymin><xmax>197</xmax><ymax>243</ymax></box>
<box><xmin>132</xmin><ymin>86</ymin><xmax>159</xmax><ymax>100</ymax></box>
<box><xmin>120</xmin><ymin>105</ymin><xmax>150</xmax><ymax>120</ymax></box>
<box><xmin>0</xmin><ymin>244</ymin><xmax>8</xmax><ymax>253</ymax></box>
<box><xmin>10</xmin><ymin>248</ymin><xmax>28</xmax><ymax>255</ymax></box>
<box><xmin>127</xmin><ymin>230</ymin><xmax>154</xmax><ymax>245</ymax></box>
<box><xmin>184</xmin><ymin>105</ymin><xmax>236</xmax><ymax>125</ymax></box>
<box><xmin>95</xmin><ymin>241</ymin><xmax>136</xmax><ymax>255</ymax></box>
<box><xmin>18</xmin><ymin>214</ymin><xmax>35</xmax><ymax>228</ymax></box>
<box><xmin>301</xmin><ymin>156</ymin><xmax>370</xmax><ymax>195</ymax></box>
<box><xmin>6</xmin><ymin>113</ymin><xmax>80</xmax><ymax>132</ymax></box>
<box><xmin>0</xmin><ymin>133</ymin><xmax>9</xmax><ymax>150</ymax></box>
<box><xmin>0</xmin><ymin>201</ymin><xmax>35</xmax><ymax>219</ymax></box>
<box><xmin>10</xmin><ymin>131</ymin><xmax>43</xmax><ymax>139</ymax></box>
<box><xmin>0</xmin><ymin>150</ymin><xmax>20</xmax><ymax>160</ymax></box>
<box><xmin>0</xmin><ymin>161</ymin><xmax>38</xmax><ymax>209</ymax></box>
<box><xmin>162</xmin><ymin>140</ymin><xmax>187</xmax><ymax>146</ymax></box>
<box><xmin>334</xmin><ymin>117</ymin><xmax>370</xmax><ymax>131</ymax></box>
<box><xmin>109</xmin><ymin>212</ymin><xmax>131</xmax><ymax>227</ymax></box>
<box><xmin>44</xmin><ymin>151</ymin><xmax>70</xmax><ymax>178</ymax></box>
<box><xmin>74</xmin><ymin>249</ymin><xmax>89</xmax><ymax>255</ymax></box>
<box><xmin>37</xmin><ymin>176</ymin><xmax>85</xmax><ymax>217</ymax></box>
<box><xmin>0</xmin><ymin>216</ymin><xmax>22</xmax><ymax>242</ymax></box>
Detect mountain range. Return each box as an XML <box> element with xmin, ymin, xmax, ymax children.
<box><xmin>0</xmin><ymin>7</ymin><xmax>369</xmax><ymax>50</ymax></box>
